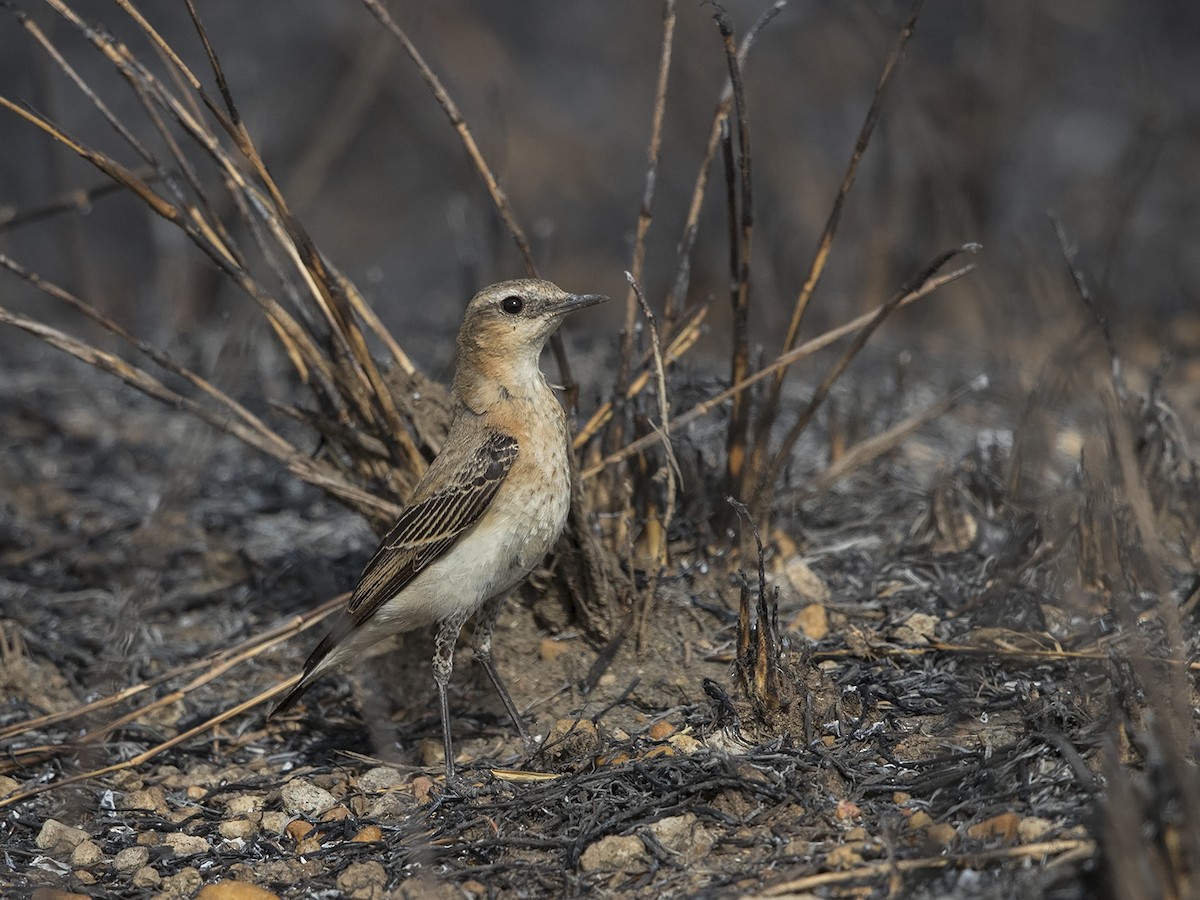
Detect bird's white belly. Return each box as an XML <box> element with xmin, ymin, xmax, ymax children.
<box><xmin>369</xmin><ymin>449</ymin><xmax>569</xmax><ymax>633</ymax></box>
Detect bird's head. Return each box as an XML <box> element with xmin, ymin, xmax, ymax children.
<box><xmin>453</xmin><ymin>279</ymin><xmax>607</xmax><ymax>405</ymax></box>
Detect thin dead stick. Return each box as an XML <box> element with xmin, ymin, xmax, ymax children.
<box><xmin>0</xmin><ymin>95</ymin><xmax>182</xmax><ymax>226</ymax></box>
<box><xmin>663</xmin><ymin>1</ymin><xmax>784</xmax><ymax>334</ymax></box>
<box><xmin>0</xmin><ymin>594</ymin><xmax>345</xmax><ymax>743</ymax></box>
<box><xmin>182</xmin><ymin>0</ymin><xmax>423</xmax><ymax>473</ymax></box>
<box><xmin>0</xmin><ymin>254</ymin><xmax>293</xmax><ymax>458</ymax></box>
<box><xmin>614</xmin><ymin>0</ymin><xmax>676</xmax><ymax>412</ymax></box>
<box><xmin>7</xmin><ymin>3</ymin><xmax>429</xmax><ymax>508</ymax></box>
<box><xmin>628</xmin><ymin>272</ymin><xmax>678</xmax><ymax>650</ymax></box>
<box><xmin>710</xmin><ymin>5</ymin><xmax>756</xmax><ymax>499</ymax></box>
<box><xmin>2</xmin><ymin>598</ymin><xmax>344</xmax><ymax>769</ymax></box>
<box><xmin>1051</xmin><ymin>214</ymin><xmax>1121</xmax><ymax>381</ymax></box>
<box><xmin>17</xmin><ymin>2</ymin><xmax>164</xmax><ymax>179</ymax></box>
<box><xmin>808</xmin><ymin>641</ymin><xmax>1200</xmax><ymax>671</ymax></box>
<box><xmin>93</xmin><ymin>0</ymin><xmax>420</xmax><ymax>473</ymax></box>
<box><xmin>751</xmin><ymin>0</ymin><xmax>926</xmax><ymax>479</ymax></box>
<box><xmin>583</xmin><ymin>264</ymin><xmax>974</xmax><ymax>478</ymax></box>
<box><xmin>751</xmin><ymin>839</ymin><xmax>1095</xmax><ymax>896</ymax></box>
<box><xmin>809</xmin><ymin>374</ymin><xmax>988</xmax><ymax>491</ymax></box>
<box><xmin>0</xmin><ymin>307</ymin><xmax>400</xmax><ymax>520</ymax></box>
<box><xmin>0</xmin><ymin>53</ymin><xmax>324</xmax><ymax>387</ymax></box>
<box><xmin>0</xmin><ymin>171</ymin><xmax>157</xmax><ymax>232</ymax></box>
<box><xmin>357</xmin><ymin>0</ymin><xmax>575</xmax><ymax>394</ymax></box>
<box><xmin>760</xmin><ymin>243</ymin><xmax>979</xmax><ymax>492</ymax></box>
<box><xmin>574</xmin><ymin>305</ymin><xmax>707</xmax><ymax>449</ymax></box>
<box><xmin>0</xmin><ymin>676</ymin><xmax>303</xmax><ymax>811</ymax></box>
<box><xmin>36</xmin><ymin>0</ymin><xmax>240</xmax><ymax>271</ymax></box>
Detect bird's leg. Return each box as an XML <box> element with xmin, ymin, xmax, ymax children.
<box><xmin>433</xmin><ymin>610</ymin><xmax>471</xmax><ymax>783</ymax></box>
<box><xmin>474</xmin><ymin>595</ymin><xmax>534</xmax><ymax>749</ymax></box>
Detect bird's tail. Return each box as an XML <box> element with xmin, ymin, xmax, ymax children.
<box><xmin>268</xmin><ymin>627</ymin><xmax>344</xmax><ymax>719</ymax></box>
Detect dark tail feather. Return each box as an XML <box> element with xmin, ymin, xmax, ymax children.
<box><xmin>269</xmin><ymin>628</ymin><xmax>341</xmax><ymax>719</ymax></box>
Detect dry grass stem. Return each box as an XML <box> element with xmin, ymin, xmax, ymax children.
<box><xmin>356</xmin><ymin>0</ymin><xmax>575</xmax><ymax>394</ymax></box>
<box><xmin>582</xmin><ymin>262</ymin><xmax>974</xmax><ymax>479</ymax></box>
<box><xmin>663</xmin><ymin>1</ymin><xmax>784</xmax><ymax>334</ymax></box>
<box><xmin>809</xmin><ymin>374</ymin><xmax>988</xmax><ymax>491</ymax></box>
<box><xmin>613</xmin><ymin>0</ymin><xmax>676</xmax><ymax>414</ymax></box>
<box><xmin>759</xmin><ymin>243</ymin><xmax>980</xmax><ymax>495</ymax></box>
<box><xmin>749</xmin><ymin>0</ymin><xmax>927</xmax><ymax>484</ymax></box>
<box><xmin>627</xmin><ymin>273</ymin><xmax>680</xmax><ymax>647</ymax></box>
<box><xmin>0</xmin><ymin>677</ymin><xmax>303</xmax><ymax>812</ymax></box>
<box><xmin>0</xmin><ymin>596</ymin><xmax>344</xmax><ymax>745</ymax></box>
<box><xmin>574</xmin><ymin>304</ymin><xmax>707</xmax><ymax>449</ymax></box>
<box><xmin>710</xmin><ymin>5</ymin><xmax>756</xmax><ymax>503</ymax></box>
<box><xmin>750</xmin><ymin>839</ymin><xmax>1096</xmax><ymax>896</ymax></box>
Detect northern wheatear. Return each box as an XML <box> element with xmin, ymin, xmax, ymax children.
<box><xmin>273</xmin><ymin>279</ymin><xmax>606</xmax><ymax>779</ymax></box>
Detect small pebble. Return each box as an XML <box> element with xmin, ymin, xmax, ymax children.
<box><xmin>648</xmin><ymin>814</ymin><xmax>714</xmax><ymax>864</ymax></box>
<box><xmin>281</xmin><ymin>779</ymin><xmax>337</xmax><ymax>817</ymax></box>
<box><xmin>163</xmin><ymin>832</ymin><xmax>211</xmax><ymax>856</ymax></box>
<box><xmin>124</xmin><ymin>786</ymin><xmax>168</xmax><ymax>813</ymax></box>
<box><xmin>907</xmin><ymin>811</ymin><xmax>934</xmax><ymax>830</ymax></box>
<box><xmin>336</xmin><ymin>860</ymin><xmax>388</xmax><ymax>900</ymax></box>
<box><xmin>35</xmin><ymin>819</ymin><xmax>89</xmax><ymax>854</ymax></box>
<box><xmin>648</xmin><ymin>721</ymin><xmax>675</xmax><ymax>740</ymax></box>
<box><xmin>926</xmin><ymin>823</ymin><xmax>957</xmax><ymax>847</ymax></box>
<box><xmin>70</xmin><ymin>840</ymin><xmax>104</xmax><ymax>867</ymax></box>
<box><xmin>113</xmin><ymin>846</ymin><xmax>151</xmax><ymax>873</ymax></box>
<box><xmin>159</xmin><ymin>866</ymin><xmax>202</xmax><ymax>898</ymax></box>
<box><xmin>218</xmin><ymin>819</ymin><xmax>258</xmax><ymax>841</ymax></box>
<box><xmin>224</xmin><ymin>794</ymin><xmax>264</xmax><ymax>817</ymax></box>
<box><xmin>131</xmin><ymin>865</ymin><xmax>161</xmax><ymax>888</ymax></box>
<box><xmin>260</xmin><ymin>811</ymin><xmax>289</xmax><ymax>834</ymax></box>
<box><xmin>1018</xmin><ymin>815</ymin><xmax>1055</xmax><ymax>842</ymax></box>
<box><xmin>579</xmin><ymin>834</ymin><xmax>646</xmax><ymax>873</ymax></box>
<box><xmin>196</xmin><ymin>883</ymin><xmax>282</xmax><ymax>900</ymax></box>
<box><xmin>356</xmin><ymin>767</ymin><xmax>405</xmax><ymax>793</ymax></box>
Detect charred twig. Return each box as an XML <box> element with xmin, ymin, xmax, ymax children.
<box><xmin>0</xmin><ymin>170</ymin><xmax>159</xmax><ymax>232</ymax></box>
<box><xmin>663</xmin><ymin>1</ymin><xmax>784</xmax><ymax>335</ymax></box>
<box><xmin>728</xmin><ymin>496</ymin><xmax>782</xmax><ymax>715</ymax></box>
<box><xmin>748</xmin><ymin>0</ymin><xmax>927</xmax><ymax>491</ymax></box>
<box><xmin>357</xmin><ymin>0</ymin><xmax>575</xmax><ymax>396</ymax></box>
<box><xmin>0</xmin><ymin>595</ymin><xmax>344</xmax><ymax>745</ymax></box>
<box><xmin>612</xmin><ymin>0</ymin><xmax>676</xmax><ymax>428</ymax></box>
<box><xmin>759</xmin><ymin>243</ymin><xmax>980</xmax><ymax>497</ymax></box>
<box><xmin>628</xmin><ymin>273</ymin><xmax>679</xmax><ymax>649</ymax></box>
<box><xmin>809</xmin><ymin>374</ymin><xmax>989</xmax><ymax>491</ymax></box>
<box><xmin>583</xmin><ymin>262</ymin><xmax>975</xmax><ymax>479</ymax></box>
<box><xmin>710</xmin><ymin>5</ymin><xmax>756</xmax><ymax>505</ymax></box>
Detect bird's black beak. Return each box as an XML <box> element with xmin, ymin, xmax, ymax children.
<box><xmin>554</xmin><ymin>292</ymin><xmax>608</xmax><ymax>315</ymax></box>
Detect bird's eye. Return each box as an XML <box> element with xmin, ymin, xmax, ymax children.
<box><xmin>500</xmin><ymin>295</ymin><xmax>524</xmax><ymax>315</ymax></box>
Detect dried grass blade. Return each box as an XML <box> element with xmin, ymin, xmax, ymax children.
<box><xmin>584</xmin><ymin>263</ymin><xmax>974</xmax><ymax>478</ymax></box>
<box><xmin>760</xmin><ymin>243</ymin><xmax>979</xmax><ymax>492</ymax></box>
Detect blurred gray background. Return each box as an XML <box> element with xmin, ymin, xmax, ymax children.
<box><xmin>1</xmin><ymin>0</ymin><xmax>1197</xmax><ymax>385</ymax></box>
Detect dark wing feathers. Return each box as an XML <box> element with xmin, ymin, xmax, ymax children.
<box><xmin>271</xmin><ymin>431</ymin><xmax>517</xmax><ymax>718</ymax></box>
<box><xmin>344</xmin><ymin>430</ymin><xmax>518</xmax><ymax>626</ymax></box>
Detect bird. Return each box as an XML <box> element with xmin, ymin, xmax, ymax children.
<box><xmin>272</xmin><ymin>278</ymin><xmax>607</xmax><ymax>781</ymax></box>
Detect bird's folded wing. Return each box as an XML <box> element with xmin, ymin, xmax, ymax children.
<box><xmin>345</xmin><ymin>430</ymin><xmax>519</xmax><ymax>627</ymax></box>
